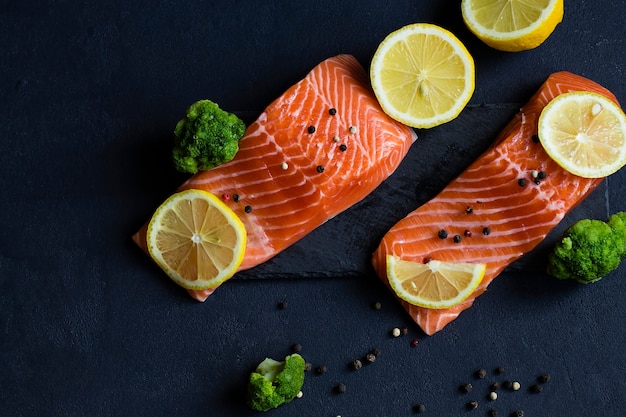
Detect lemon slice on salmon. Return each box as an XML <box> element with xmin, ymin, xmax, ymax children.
<box><xmin>146</xmin><ymin>189</ymin><xmax>247</xmax><ymax>290</ymax></box>
<box><xmin>461</xmin><ymin>0</ymin><xmax>563</xmax><ymax>52</ymax></box>
<box><xmin>386</xmin><ymin>255</ymin><xmax>486</xmax><ymax>309</ymax></box>
<box><xmin>538</xmin><ymin>91</ymin><xmax>626</xmax><ymax>178</ymax></box>
<box><xmin>370</xmin><ymin>23</ymin><xmax>475</xmax><ymax>129</ymax></box>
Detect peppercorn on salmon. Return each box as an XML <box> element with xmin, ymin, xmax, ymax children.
<box><xmin>372</xmin><ymin>71</ymin><xmax>620</xmax><ymax>335</ymax></box>
<box><xmin>134</xmin><ymin>54</ymin><xmax>417</xmax><ymax>301</ymax></box>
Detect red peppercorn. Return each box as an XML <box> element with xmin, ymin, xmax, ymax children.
<box><xmin>464</xmin><ymin>229</ymin><xmax>472</xmax><ymax>237</ymax></box>
<box><xmin>222</xmin><ymin>193</ymin><xmax>231</xmax><ymax>201</ymax></box>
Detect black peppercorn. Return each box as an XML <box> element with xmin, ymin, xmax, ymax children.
<box><xmin>482</xmin><ymin>227</ymin><xmax>491</xmax><ymax>235</ymax></box>
<box><xmin>488</xmin><ymin>409</ymin><xmax>498</xmax><ymax>417</ymax></box>
<box><xmin>511</xmin><ymin>410</ymin><xmax>524</xmax><ymax>417</ymax></box>
<box><xmin>277</xmin><ymin>300</ymin><xmax>288</xmax><ymax>309</ymax></box>
<box><xmin>350</xmin><ymin>359</ymin><xmax>363</xmax><ymax>371</ymax></box>
<box><xmin>460</xmin><ymin>383</ymin><xmax>473</xmax><ymax>393</ymax></box>
<box><xmin>438</xmin><ymin>229</ymin><xmax>448</xmax><ymax>239</ymax></box>
<box><xmin>291</xmin><ymin>343</ymin><xmax>302</xmax><ymax>353</ymax></box>
<box><xmin>316</xmin><ymin>165</ymin><xmax>325</xmax><ymax>173</ymax></box>
<box><xmin>453</xmin><ymin>234</ymin><xmax>462</xmax><ymax>243</ymax></box>
<box><xmin>539</xmin><ymin>373</ymin><xmax>551</xmax><ymax>383</ymax></box>
<box><xmin>329</xmin><ymin>108</ymin><xmax>337</xmax><ymax>116</ymax></box>
<box><xmin>475</xmin><ymin>369</ymin><xmax>487</xmax><ymax>379</ymax></box>
<box><xmin>518</xmin><ymin>178</ymin><xmax>527</xmax><ymax>187</ymax></box>
<box><xmin>334</xmin><ymin>383</ymin><xmax>346</xmax><ymax>394</ymax></box>
<box><xmin>307</xmin><ymin>125</ymin><xmax>316</xmax><ymax>134</ymax></box>
<box><xmin>339</xmin><ymin>144</ymin><xmax>347</xmax><ymax>152</ymax></box>
<box><xmin>494</xmin><ymin>366</ymin><xmax>505</xmax><ymax>375</ymax></box>
<box><xmin>466</xmin><ymin>400</ymin><xmax>479</xmax><ymax>410</ymax></box>
<box><xmin>530</xmin><ymin>384</ymin><xmax>543</xmax><ymax>393</ymax></box>
<box><xmin>413</xmin><ymin>403</ymin><xmax>426</xmax><ymax>413</ymax></box>
<box><xmin>532</xmin><ymin>134</ymin><xmax>540</xmax><ymax>143</ymax></box>
<box><xmin>315</xmin><ymin>365</ymin><xmax>327</xmax><ymax>375</ymax></box>
<box><xmin>232</xmin><ymin>193</ymin><xmax>240</xmax><ymax>202</ymax></box>
<box><xmin>244</xmin><ymin>205</ymin><xmax>252</xmax><ymax>213</ymax></box>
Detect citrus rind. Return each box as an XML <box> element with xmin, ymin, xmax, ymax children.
<box><xmin>461</xmin><ymin>0</ymin><xmax>564</xmax><ymax>52</ymax></box>
<box><xmin>538</xmin><ymin>91</ymin><xmax>626</xmax><ymax>179</ymax></box>
<box><xmin>386</xmin><ymin>255</ymin><xmax>486</xmax><ymax>309</ymax></box>
<box><xmin>370</xmin><ymin>23</ymin><xmax>475</xmax><ymax>129</ymax></box>
<box><xmin>146</xmin><ymin>189</ymin><xmax>247</xmax><ymax>290</ymax></box>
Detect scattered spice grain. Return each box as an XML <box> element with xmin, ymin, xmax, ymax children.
<box><xmin>304</xmin><ymin>362</ymin><xmax>312</xmax><ymax>371</ymax></box>
<box><xmin>334</xmin><ymin>383</ymin><xmax>347</xmax><ymax>394</ymax></box>
<box><xmin>438</xmin><ymin>229</ymin><xmax>448</xmax><ymax>239</ymax></box>
<box><xmin>511</xmin><ymin>381</ymin><xmax>521</xmax><ymax>391</ymax></box>
<box><xmin>365</xmin><ymin>352</ymin><xmax>376</xmax><ymax>363</ymax></box>
<box><xmin>244</xmin><ymin>205</ymin><xmax>252</xmax><ymax>213</ymax></box>
<box><xmin>530</xmin><ymin>384</ymin><xmax>543</xmax><ymax>393</ymax></box>
<box><xmin>537</xmin><ymin>171</ymin><xmax>547</xmax><ymax>180</ymax></box>
<box><xmin>232</xmin><ymin>194</ymin><xmax>240</xmax><ymax>202</ymax></box>
<box><xmin>329</xmin><ymin>108</ymin><xmax>337</xmax><ymax>115</ymax></box>
<box><xmin>307</xmin><ymin>125</ymin><xmax>316</xmax><ymax>134</ymax></box>
<box><xmin>410</xmin><ymin>338</ymin><xmax>419</xmax><ymax>348</ymax></box>
<box><xmin>482</xmin><ymin>227</ymin><xmax>491</xmax><ymax>235</ymax></box>
<box><xmin>277</xmin><ymin>300</ymin><xmax>288</xmax><ymax>309</ymax></box>
<box><xmin>517</xmin><ymin>178</ymin><xmax>527</xmax><ymax>187</ymax></box>
<box><xmin>291</xmin><ymin>343</ymin><xmax>302</xmax><ymax>353</ymax></box>
<box><xmin>490</xmin><ymin>382</ymin><xmax>500</xmax><ymax>391</ymax></box>
<box><xmin>316</xmin><ymin>365</ymin><xmax>328</xmax><ymax>375</ymax></box>
<box><xmin>350</xmin><ymin>359</ymin><xmax>363</xmax><ymax>371</ymax></box>
<box><xmin>413</xmin><ymin>403</ymin><xmax>426</xmax><ymax>413</ymax></box>
<box><xmin>488</xmin><ymin>392</ymin><xmax>498</xmax><ymax>401</ymax></box>
<box><xmin>372</xmin><ymin>301</ymin><xmax>382</xmax><ymax>310</ymax></box>
<box><xmin>464</xmin><ymin>229</ymin><xmax>472</xmax><ymax>237</ymax></box>
<box><xmin>538</xmin><ymin>373</ymin><xmax>551</xmax><ymax>383</ymax></box>
<box><xmin>495</xmin><ymin>367</ymin><xmax>505</xmax><ymax>375</ymax></box>
<box><xmin>532</xmin><ymin>134</ymin><xmax>540</xmax><ymax>143</ymax></box>
<box><xmin>511</xmin><ymin>410</ymin><xmax>524</xmax><ymax>417</ymax></box>
<box><xmin>453</xmin><ymin>234</ymin><xmax>462</xmax><ymax>243</ymax></box>
<box><xmin>349</xmin><ymin>126</ymin><xmax>357</xmax><ymax>134</ymax></box>
<box><xmin>465</xmin><ymin>206</ymin><xmax>474</xmax><ymax>214</ymax></box>
<box><xmin>475</xmin><ymin>369</ymin><xmax>487</xmax><ymax>379</ymax></box>
<box><xmin>466</xmin><ymin>400</ymin><xmax>479</xmax><ymax>410</ymax></box>
<box><xmin>316</xmin><ymin>165</ymin><xmax>325</xmax><ymax>173</ymax></box>
<box><xmin>488</xmin><ymin>409</ymin><xmax>498</xmax><ymax>417</ymax></box>
<box><xmin>460</xmin><ymin>383</ymin><xmax>473</xmax><ymax>393</ymax></box>
<box><xmin>371</xmin><ymin>348</ymin><xmax>382</xmax><ymax>357</ymax></box>
<box><xmin>339</xmin><ymin>144</ymin><xmax>347</xmax><ymax>152</ymax></box>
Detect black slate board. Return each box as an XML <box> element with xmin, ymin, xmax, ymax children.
<box><xmin>2</xmin><ymin>1</ymin><xmax>626</xmax><ymax>416</ymax></box>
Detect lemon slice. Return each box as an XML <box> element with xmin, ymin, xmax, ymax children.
<box><xmin>461</xmin><ymin>0</ymin><xmax>563</xmax><ymax>52</ymax></box>
<box><xmin>538</xmin><ymin>91</ymin><xmax>626</xmax><ymax>178</ymax></box>
<box><xmin>146</xmin><ymin>189</ymin><xmax>247</xmax><ymax>290</ymax></box>
<box><xmin>386</xmin><ymin>255</ymin><xmax>486</xmax><ymax>309</ymax></box>
<box><xmin>370</xmin><ymin>23</ymin><xmax>475</xmax><ymax>129</ymax></box>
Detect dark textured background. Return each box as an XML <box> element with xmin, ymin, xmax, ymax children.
<box><xmin>2</xmin><ymin>1</ymin><xmax>625</xmax><ymax>416</ymax></box>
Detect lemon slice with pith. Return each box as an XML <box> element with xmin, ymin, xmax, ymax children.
<box><xmin>538</xmin><ymin>91</ymin><xmax>626</xmax><ymax>178</ymax></box>
<box><xmin>147</xmin><ymin>189</ymin><xmax>247</xmax><ymax>290</ymax></box>
<box><xmin>386</xmin><ymin>255</ymin><xmax>486</xmax><ymax>309</ymax></box>
<box><xmin>370</xmin><ymin>23</ymin><xmax>475</xmax><ymax>129</ymax></box>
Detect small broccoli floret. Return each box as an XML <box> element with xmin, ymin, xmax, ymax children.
<box><xmin>547</xmin><ymin>213</ymin><xmax>626</xmax><ymax>284</ymax></box>
<box><xmin>172</xmin><ymin>99</ymin><xmax>245</xmax><ymax>174</ymax></box>
<box><xmin>246</xmin><ymin>353</ymin><xmax>305</xmax><ymax>412</ymax></box>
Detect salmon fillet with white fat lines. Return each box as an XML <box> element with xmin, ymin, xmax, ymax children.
<box><xmin>134</xmin><ymin>54</ymin><xmax>417</xmax><ymax>301</ymax></box>
<box><xmin>372</xmin><ymin>71</ymin><xmax>620</xmax><ymax>336</ymax></box>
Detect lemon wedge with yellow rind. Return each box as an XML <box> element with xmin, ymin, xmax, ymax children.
<box><xmin>461</xmin><ymin>0</ymin><xmax>563</xmax><ymax>52</ymax></box>
<box><xmin>386</xmin><ymin>255</ymin><xmax>486</xmax><ymax>309</ymax></box>
<box><xmin>147</xmin><ymin>189</ymin><xmax>247</xmax><ymax>290</ymax></box>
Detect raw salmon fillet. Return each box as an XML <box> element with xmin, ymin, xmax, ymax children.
<box><xmin>372</xmin><ymin>72</ymin><xmax>620</xmax><ymax>336</ymax></box>
<box><xmin>135</xmin><ymin>54</ymin><xmax>416</xmax><ymax>301</ymax></box>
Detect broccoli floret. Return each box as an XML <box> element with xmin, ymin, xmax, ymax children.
<box><xmin>172</xmin><ymin>99</ymin><xmax>245</xmax><ymax>174</ymax></box>
<box><xmin>547</xmin><ymin>213</ymin><xmax>626</xmax><ymax>284</ymax></box>
<box><xmin>246</xmin><ymin>353</ymin><xmax>305</xmax><ymax>412</ymax></box>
